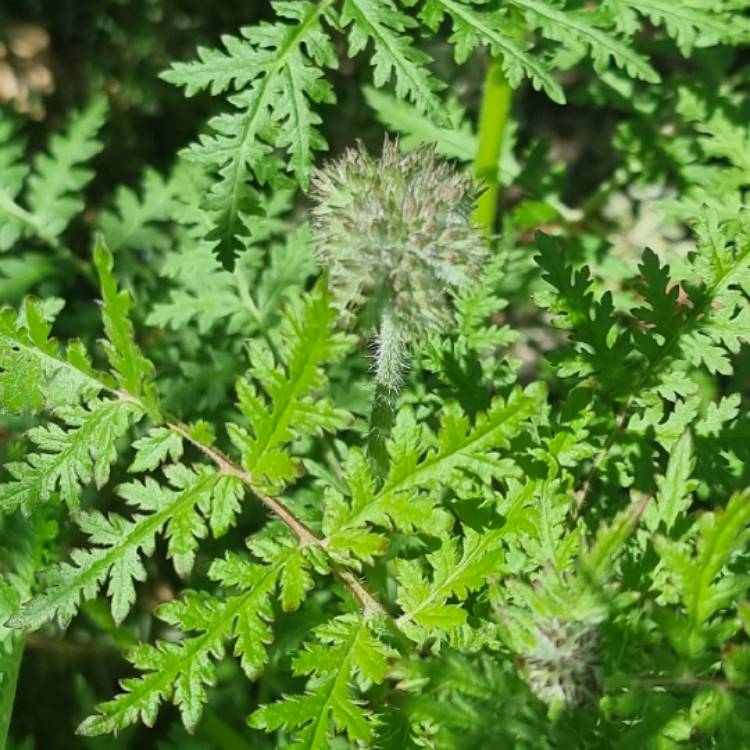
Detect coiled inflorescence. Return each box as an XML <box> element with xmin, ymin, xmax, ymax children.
<box><xmin>310</xmin><ymin>139</ymin><xmax>486</xmax><ymax>394</ymax></box>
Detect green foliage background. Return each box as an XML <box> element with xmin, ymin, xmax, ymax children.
<box><xmin>2</xmin><ymin>1</ymin><xmax>750</xmax><ymax>748</ymax></box>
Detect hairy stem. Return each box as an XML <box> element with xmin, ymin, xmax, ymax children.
<box><xmin>368</xmin><ymin>313</ymin><xmax>404</xmax><ymax>481</ymax></box>
<box><xmin>473</xmin><ymin>56</ymin><xmax>513</xmax><ymax>236</ymax></box>
<box><xmin>367</xmin><ymin>383</ymin><xmax>398</xmax><ymax>484</ymax></box>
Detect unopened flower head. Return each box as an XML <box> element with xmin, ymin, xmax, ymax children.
<box><xmin>310</xmin><ymin>139</ymin><xmax>486</xmax><ymax>391</ymax></box>
<box><xmin>522</xmin><ymin>618</ymin><xmax>602</xmax><ymax>714</ymax></box>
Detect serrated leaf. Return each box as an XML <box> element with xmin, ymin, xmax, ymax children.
<box><xmin>25</xmin><ymin>97</ymin><xmax>107</xmax><ymax>238</ymax></box>
<box><xmin>510</xmin><ymin>0</ymin><xmax>660</xmax><ymax>83</ymax></box>
<box><xmin>94</xmin><ymin>239</ymin><xmax>156</xmax><ymax>404</ymax></box>
<box><xmin>418</xmin><ymin>0</ymin><xmax>565</xmax><ymax>102</ymax></box>
<box><xmin>251</xmin><ymin>615</ymin><xmax>388</xmax><ymax>749</ymax></box>
<box><xmin>656</xmin><ymin>431</ymin><xmax>696</xmax><ymax>532</ymax></box>
<box><xmin>98</xmin><ymin>166</ymin><xmax>184</xmax><ymax>256</ymax></box>
<box><xmin>79</xmin><ymin>543</ymin><xmax>299</xmax><ymax>734</ymax></box>
<box><xmin>656</xmin><ymin>490</ymin><xmax>750</xmax><ymax>636</ymax></box>
<box><xmin>229</xmin><ymin>280</ymin><xmax>352</xmax><ymax>489</ymax></box>
<box><xmin>0</xmin><ymin>298</ymin><xmax>102</xmax><ymax>416</ymax></box>
<box><xmin>323</xmin><ymin>385</ymin><xmax>543</xmax><ymax>560</ymax></box>
<box><xmin>163</xmin><ymin>1</ymin><xmax>337</xmax><ymax>265</ymax></box>
<box><xmin>10</xmin><ymin>465</ymin><xmax>219</xmax><ymax>628</ymax></box>
<box><xmin>342</xmin><ymin>0</ymin><xmax>445</xmax><ymax>118</ymax></box>
<box><xmin>129</xmin><ymin>427</ymin><xmax>184</xmax><ymax>473</ymax></box>
<box><xmin>608</xmin><ymin>0</ymin><xmax>750</xmax><ymax>55</ymax></box>
<box><xmin>396</xmin><ymin>526</ymin><xmax>506</xmax><ymax>637</ymax></box>
<box><xmin>0</xmin><ymin>398</ymin><xmax>144</xmax><ymax>515</ymax></box>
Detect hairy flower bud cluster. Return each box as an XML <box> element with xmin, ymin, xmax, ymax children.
<box><xmin>522</xmin><ymin>618</ymin><xmax>602</xmax><ymax>713</ymax></box>
<box><xmin>310</xmin><ymin>139</ymin><xmax>486</xmax><ymax>393</ymax></box>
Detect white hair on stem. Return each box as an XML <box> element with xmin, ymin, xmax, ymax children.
<box><xmin>373</xmin><ymin>311</ymin><xmax>409</xmax><ymax>398</ymax></box>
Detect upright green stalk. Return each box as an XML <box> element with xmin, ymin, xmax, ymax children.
<box><xmin>368</xmin><ymin>384</ymin><xmax>397</xmax><ymax>482</ymax></box>
<box><xmin>367</xmin><ymin>312</ymin><xmax>404</xmax><ymax>481</ymax></box>
<box><xmin>473</xmin><ymin>57</ymin><xmax>513</xmax><ymax>236</ymax></box>
<box><xmin>0</xmin><ymin>513</ymin><xmax>55</xmax><ymax>750</ymax></box>
<box><xmin>0</xmin><ymin>636</ymin><xmax>25</xmax><ymax>750</ymax></box>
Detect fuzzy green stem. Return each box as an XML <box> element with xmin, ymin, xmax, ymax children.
<box><xmin>473</xmin><ymin>57</ymin><xmax>513</xmax><ymax>236</ymax></box>
<box><xmin>0</xmin><ymin>634</ymin><xmax>25</xmax><ymax>750</ymax></box>
<box><xmin>373</xmin><ymin>312</ymin><xmax>406</xmax><ymax>394</ymax></box>
<box><xmin>368</xmin><ymin>313</ymin><xmax>405</xmax><ymax>480</ymax></box>
<box><xmin>368</xmin><ymin>383</ymin><xmax>398</xmax><ymax>482</ymax></box>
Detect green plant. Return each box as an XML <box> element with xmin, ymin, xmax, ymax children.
<box><xmin>3</xmin><ymin>2</ymin><xmax>750</xmax><ymax>749</ymax></box>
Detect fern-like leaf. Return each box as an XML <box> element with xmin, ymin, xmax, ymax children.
<box><xmin>78</xmin><ymin>538</ymin><xmax>312</xmax><ymax>734</ymax></box>
<box><xmin>250</xmin><ymin>614</ymin><xmax>390</xmax><ymax>749</ymax></box>
<box><xmin>9</xmin><ymin>463</ymin><xmax>245</xmax><ymax>629</ymax></box>
<box><xmin>396</xmin><ymin>526</ymin><xmax>506</xmax><ymax>638</ymax></box>
<box><xmin>0</xmin><ymin>113</ymin><xmax>28</xmax><ymax>251</ymax></box>
<box><xmin>510</xmin><ymin>0</ymin><xmax>660</xmax><ymax>83</ymax></box>
<box><xmin>146</xmin><ymin>224</ymin><xmax>314</xmax><ymax>335</ymax></box>
<box><xmin>227</xmin><ymin>280</ymin><xmax>352</xmax><ymax>490</ymax></box>
<box><xmin>0</xmin><ymin>298</ymin><xmax>102</xmax><ymax>415</ymax></box>
<box><xmin>324</xmin><ymin>384</ymin><xmax>544</xmax><ymax>561</ymax></box>
<box><xmin>655</xmin><ymin>490</ymin><xmax>750</xmax><ymax>657</ymax></box>
<box><xmin>606</xmin><ymin>0</ymin><xmax>750</xmax><ymax>55</ymax></box>
<box><xmin>162</xmin><ymin>1</ymin><xmax>337</xmax><ymax>264</ymax></box>
<box><xmin>342</xmin><ymin>0</ymin><xmax>445</xmax><ymax>118</ymax></box>
<box><xmin>364</xmin><ymin>86</ymin><xmax>478</xmax><ymax>160</ymax></box>
<box><xmin>24</xmin><ymin>97</ymin><xmax>107</xmax><ymax>239</ymax></box>
<box><xmin>98</xmin><ymin>167</ymin><xmax>184</xmax><ymax>256</ymax></box>
<box><xmin>414</xmin><ymin>0</ymin><xmax>565</xmax><ymax>102</ymax></box>
<box><xmin>0</xmin><ymin>398</ymin><xmax>144</xmax><ymax>515</ymax></box>
<box><xmin>94</xmin><ymin>240</ymin><xmax>156</xmax><ymax>406</ymax></box>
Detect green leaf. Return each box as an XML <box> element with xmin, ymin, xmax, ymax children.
<box><xmin>0</xmin><ymin>112</ymin><xmax>28</xmax><ymax>250</ymax></box>
<box><xmin>656</xmin><ymin>490</ymin><xmax>750</xmax><ymax>636</ymax></box>
<box><xmin>25</xmin><ymin>97</ymin><xmax>107</xmax><ymax>238</ymax></box>
<box><xmin>534</xmin><ymin>233</ymin><xmax>631</xmax><ymax>395</ymax></box>
<box><xmin>536</xmin><ymin>216</ymin><xmax>750</xmax><ymax>410</ymax></box>
<box><xmin>79</xmin><ymin>542</ymin><xmax>303</xmax><ymax>734</ymax></box>
<box><xmin>509</xmin><ymin>0</ymin><xmax>660</xmax><ymax>83</ymax></box>
<box><xmin>146</xmin><ymin>241</ymin><xmax>248</xmax><ymax>334</ymax></box>
<box><xmin>0</xmin><ymin>298</ymin><xmax>102</xmax><ymax>416</ymax></box>
<box><xmin>98</xmin><ymin>166</ymin><xmax>184</xmax><ymax>256</ymax></box>
<box><xmin>341</xmin><ymin>0</ymin><xmax>445</xmax><ymax>118</ymax></box>
<box><xmin>250</xmin><ymin>614</ymin><xmax>389</xmax><ymax>749</ymax></box>
<box><xmin>0</xmin><ymin>512</ymin><xmax>56</xmax><ymax>747</ymax></box>
<box><xmin>324</xmin><ymin>385</ymin><xmax>543</xmax><ymax>559</ymax></box>
<box><xmin>0</xmin><ymin>398</ymin><xmax>144</xmax><ymax>515</ymax></box>
<box><xmin>163</xmin><ymin>0</ymin><xmax>337</xmax><ymax>264</ymax></box>
<box><xmin>396</xmin><ymin>526</ymin><xmax>506</xmax><ymax>638</ymax></box>
<box><xmin>417</xmin><ymin>0</ymin><xmax>565</xmax><ymax>103</ymax></box>
<box><xmin>147</xmin><ymin>224</ymin><xmax>315</xmax><ymax>335</ymax></box>
<box><xmin>9</xmin><ymin>464</ymin><xmax>230</xmax><ymax>628</ymax></box>
<box><xmin>364</xmin><ymin>86</ymin><xmax>478</xmax><ymax>160</ymax></box>
<box><xmin>94</xmin><ymin>239</ymin><xmax>156</xmax><ymax>405</ymax></box>
<box><xmin>228</xmin><ymin>280</ymin><xmax>352</xmax><ymax>489</ymax></box>
<box><xmin>607</xmin><ymin>0</ymin><xmax>750</xmax><ymax>55</ymax></box>
<box><xmin>129</xmin><ymin>427</ymin><xmax>184</xmax><ymax>473</ymax></box>
<box><xmin>580</xmin><ymin>495</ymin><xmax>648</xmax><ymax>585</ymax></box>
<box><xmin>0</xmin><ymin>253</ymin><xmax>55</xmax><ymax>303</ymax></box>
<box><xmin>653</xmin><ymin>431</ymin><xmax>696</xmax><ymax>532</ymax></box>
